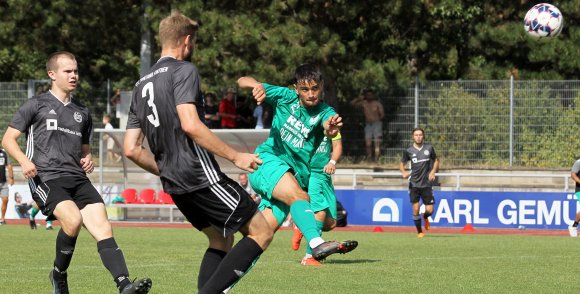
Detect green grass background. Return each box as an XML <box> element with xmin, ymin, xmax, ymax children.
<box><xmin>1</xmin><ymin>225</ymin><xmax>579</xmax><ymax>293</ymax></box>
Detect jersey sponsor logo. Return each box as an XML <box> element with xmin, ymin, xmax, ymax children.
<box><xmin>412</xmin><ymin>158</ymin><xmax>430</xmax><ymax>163</ymax></box>
<box><xmin>372</xmin><ymin>197</ymin><xmax>402</xmax><ymax>223</ymax></box>
<box><xmin>46</xmin><ymin>119</ymin><xmax>58</xmax><ymax>130</ymax></box>
<box><xmin>73</xmin><ymin>112</ymin><xmax>82</xmax><ymax>123</ymax></box>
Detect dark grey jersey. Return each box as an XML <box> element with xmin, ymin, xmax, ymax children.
<box><xmin>401</xmin><ymin>144</ymin><xmax>437</xmax><ymax>188</ymax></box>
<box><xmin>0</xmin><ymin>149</ymin><xmax>9</xmax><ymax>183</ymax></box>
<box><xmin>9</xmin><ymin>92</ymin><xmax>92</xmax><ymax>182</ymax></box>
<box><xmin>127</xmin><ymin>57</ymin><xmax>224</xmax><ymax>194</ymax></box>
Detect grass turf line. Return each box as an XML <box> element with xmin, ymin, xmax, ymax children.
<box><xmin>1</xmin><ymin>225</ymin><xmax>579</xmax><ymax>293</ymax></box>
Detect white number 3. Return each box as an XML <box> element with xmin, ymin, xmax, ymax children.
<box><xmin>142</xmin><ymin>82</ymin><xmax>160</xmax><ymax>127</ymax></box>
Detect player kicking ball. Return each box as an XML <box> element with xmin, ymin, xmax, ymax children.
<box><xmin>238</xmin><ymin>64</ymin><xmax>358</xmax><ymax>262</ymax></box>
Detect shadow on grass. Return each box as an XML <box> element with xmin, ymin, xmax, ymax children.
<box><xmin>324</xmin><ymin>259</ymin><xmax>380</xmax><ymax>264</ymax></box>
<box><xmin>421</xmin><ymin>234</ymin><xmax>461</xmax><ymax>238</ymax></box>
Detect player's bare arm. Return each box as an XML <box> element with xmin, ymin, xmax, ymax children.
<box><xmin>399</xmin><ymin>161</ymin><xmax>410</xmax><ymax>179</ymax></box>
<box><xmin>324</xmin><ymin>139</ymin><xmax>343</xmax><ymax>175</ymax></box>
<box><xmin>7</xmin><ymin>163</ymin><xmax>14</xmax><ymax>185</ymax></box>
<box><xmin>2</xmin><ymin>126</ymin><xmax>37</xmax><ymax>179</ymax></box>
<box><xmin>80</xmin><ymin>144</ymin><xmax>94</xmax><ymax>174</ymax></box>
<box><xmin>572</xmin><ymin>171</ymin><xmax>580</xmax><ymax>185</ymax></box>
<box><xmin>237</xmin><ymin>77</ymin><xmax>266</xmax><ymax>104</ymax></box>
<box><xmin>124</xmin><ymin>128</ymin><xmax>160</xmax><ymax>176</ymax></box>
<box><xmin>177</xmin><ymin>103</ymin><xmax>262</xmax><ymax>172</ymax></box>
<box><xmin>428</xmin><ymin>158</ymin><xmax>440</xmax><ymax>182</ymax></box>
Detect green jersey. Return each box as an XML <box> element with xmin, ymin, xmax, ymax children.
<box><xmin>310</xmin><ymin>132</ymin><xmax>341</xmax><ymax>178</ymax></box>
<box><xmin>255</xmin><ymin>83</ymin><xmax>336</xmax><ymax>186</ymax></box>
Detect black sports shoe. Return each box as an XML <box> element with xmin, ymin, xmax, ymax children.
<box><xmin>30</xmin><ymin>220</ymin><xmax>37</xmax><ymax>230</ymax></box>
<box><xmin>49</xmin><ymin>270</ymin><xmax>69</xmax><ymax>294</ymax></box>
<box><xmin>311</xmin><ymin>240</ymin><xmax>358</xmax><ymax>261</ymax></box>
<box><xmin>120</xmin><ymin>277</ymin><xmax>152</xmax><ymax>294</ymax></box>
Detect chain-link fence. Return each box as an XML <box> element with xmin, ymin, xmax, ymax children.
<box><xmin>1</xmin><ymin>79</ymin><xmax>579</xmax><ymax>169</ymax></box>
<box><xmin>341</xmin><ymin>79</ymin><xmax>580</xmax><ymax>168</ymax></box>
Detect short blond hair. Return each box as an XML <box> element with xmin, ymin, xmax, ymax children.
<box><xmin>46</xmin><ymin>51</ymin><xmax>76</xmax><ymax>72</ymax></box>
<box><xmin>158</xmin><ymin>11</ymin><xmax>199</xmax><ymax>49</ymax></box>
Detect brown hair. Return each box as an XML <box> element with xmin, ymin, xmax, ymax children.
<box><xmin>46</xmin><ymin>51</ymin><xmax>76</xmax><ymax>72</ymax></box>
<box><xmin>412</xmin><ymin>127</ymin><xmax>425</xmax><ymax>135</ymax></box>
<box><xmin>158</xmin><ymin>11</ymin><xmax>199</xmax><ymax>49</ymax></box>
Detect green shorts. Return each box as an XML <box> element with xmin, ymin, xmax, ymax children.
<box><xmin>308</xmin><ymin>172</ymin><xmax>337</xmax><ymax>219</ymax></box>
<box><xmin>250</xmin><ymin>152</ymin><xmax>308</xmax><ymax>226</ymax></box>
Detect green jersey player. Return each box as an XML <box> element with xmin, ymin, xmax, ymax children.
<box><xmin>292</xmin><ymin>132</ymin><xmax>344</xmax><ymax>265</ymax></box>
<box><xmin>237</xmin><ymin>64</ymin><xmax>357</xmax><ymax>261</ymax></box>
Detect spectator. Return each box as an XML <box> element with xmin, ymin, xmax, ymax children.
<box><xmin>238</xmin><ymin>173</ymin><xmax>259</xmax><ymax>204</ymax></box>
<box><xmin>102</xmin><ymin>114</ymin><xmax>121</xmax><ymax>163</ymax></box>
<box><xmin>253</xmin><ymin>104</ymin><xmax>264</xmax><ymax>129</ymax></box>
<box><xmin>110</xmin><ymin>88</ymin><xmax>121</xmax><ymax>106</ymax></box>
<box><xmin>261</xmin><ymin>102</ymin><xmax>273</xmax><ymax>129</ymax></box>
<box><xmin>350</xmin><ymin>89</ymin><xmax>384</xmax><ymax>163</ymax></box>
<box><xmin>0</xmin><ymin>147</ymin><xmax>14</xmax><ymax>225</ymax></box>
<box><xmin>219</xmin><ymin>87</ymin><xmax>238</xmax><ymax>128</ymax></box>
<box><xmin>203</xmin><ymin>92</ymin><xmax>220</xmax><ymax>129</ymax></box>
<box><xmin>236</xmin><ymin>95</ymin><xmax>254</xmax><ymax>129</ymax></box>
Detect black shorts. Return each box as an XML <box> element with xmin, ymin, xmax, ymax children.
<box><xmin>409</xmin><ymin>187</ymin><xmax>435</xmax><ymax>205</ymax></box>
<box><xmin>171</xmin><ymin>177</ymin><xmax>258</xmax><ymax>238</ymax></box>
<box><xmin>29</xmin><ymin>175</ymin><xmax>104</xmax><ymax>221</ymax></box>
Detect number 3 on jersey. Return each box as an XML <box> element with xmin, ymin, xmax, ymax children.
<box><xmin>142</xmin><ymin>82</ymin><xmax>160</xmax><ymax>127</ymax></box>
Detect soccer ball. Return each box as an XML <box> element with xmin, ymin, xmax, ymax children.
<box><xmin>523</xmin><ymin>3</ymin><xmax>563</xmax><ymax>39</ymax></box>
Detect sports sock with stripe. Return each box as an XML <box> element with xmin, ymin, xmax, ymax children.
<box><xmin>306</xmin><ymin>220</ymin><xmax>324</xmax><ymax>255</ymax></box>
<box><xmin>198</xmin><ymin>248</ymin><xmax>227</xmax><ymax>290</ymax></box>
<box><xmin>200</xmin><ymin>237</ymin><xmax>263</xmax><ymax>294</ymax></box>
<box><xmin>54</xmin><ymin>229</ymin><xmax>77</xmax><ymax>273</ymax></box>
<box><xmin>290</xmin><ymin>200</ymin><xmax>322</xmax><ymax>246</ymax></box>
<box><xmin>97</xmin><ymin>237</ymin><xmax>130</xmax><ymax>290</ymax></box>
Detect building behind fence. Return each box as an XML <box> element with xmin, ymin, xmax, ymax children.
<box><xmin>1</xmin><ymin>79</ymin><xmax>579</xmax><ymax>169</ymax></box>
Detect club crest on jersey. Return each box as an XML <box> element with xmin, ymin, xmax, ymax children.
<box><xmin>73</xmin><ymin>112</ymin><xmax>83</xmax><ymax>123</ymax></box>
<box><xmin>424</xmin><ymin>150</ymin><xmax>430</xmax><ymax>156</ymax></box>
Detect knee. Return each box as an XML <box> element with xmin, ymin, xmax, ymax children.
<box><xmin>60</xmin><ymin>215</ymin><xmax>83</xmax><ymax>236</ymax></box>
<box><xmin>323</xmin><ymin>218</ymin><xmax>336</xmax><ymax>232</ymax></box>
<box><xmin>255</xmin><ymin>228</ymin><xmax>274</xmax><ymax>249</ymax></box>
<box><xmin>293</xmin><ymin>190</ymin><xmax>310</xmax><ymax>203</ymax></box>
<box><xmin>208</xmin><ymin>235</ymin><xmax>234</xmax><ymax>252</ymax></box>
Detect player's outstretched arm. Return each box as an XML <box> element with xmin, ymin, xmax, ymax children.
<box><xmin>2</xmin><ymin>127</ymin><xmax>37</xmax><ymax>179</ymax></box>
<box><xmin>176</xmin><ymin>103</ymin><xmax>262</xmax><ymax>172</ymax></box>
<box><xmin>237</xmin><ymin>76</ymin><xmax>266</xmax><ymax>105</ymax></box>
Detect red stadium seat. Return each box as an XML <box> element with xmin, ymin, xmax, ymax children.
<box><xmin>121</xmin><ymin>188</ymin><xmax>137</xmax><ymax>204</ymax></box>
<box><xmin>137</xmin><ymin>189</ymin><xmax>156</xmax><ymax>204</ymax></box>
<box><xmin>157</xmin><ymin>191</ymin><xmax>174</xmax><ymax>205</ymax></box>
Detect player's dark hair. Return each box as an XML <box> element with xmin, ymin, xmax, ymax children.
<box><xmin>293</xmin><ymin>63</ymin><xmax>323</xmax><ymax>85</ymax></box>
<box><xmin>412</xmin><ymin>127</ymin><xmax>425</xmax><ymax>136</ymax></box>
<box><xmin>46</xmin><ymin>51</ymin><xmax>76</xmax><ymax>72</ymax></box>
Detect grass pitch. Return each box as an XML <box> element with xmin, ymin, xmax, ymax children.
<box><xmin>1</xmin><ymin>225</ymin><xmax>579</xmax><ymax>293</ymax></box>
